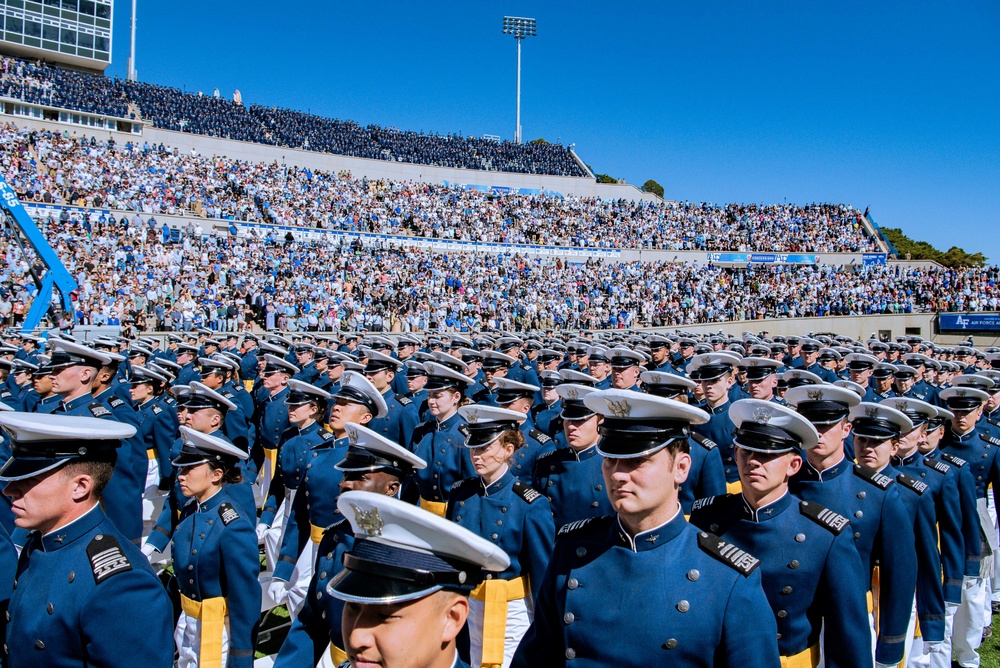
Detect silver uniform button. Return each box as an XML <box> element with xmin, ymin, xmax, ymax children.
<box><xmin>687</xmin><ymin>569</ymin><xmax>700</xmax><ymax>582</ymax></box>
<box><xmin>664</xmin><ymin>639</ymin><xmax>678</xmax><ymax>650</ymax></box>
<box><xmin>676</xmin><ymin>600</ymin><xmax>690</xmax><ymax>613</ymax></box>
<box><xmin>564</xmin><ymin>612</ymin><xmax>575</xmax><ymax>624</ymax></box>
<box><xmin>794</xmin><ymin>533</ymin><xmax>805</xmax><ymax>543</ymax></box>
<box><xmin>565</xmin><ymin>648</ymin><xmax>576</xmax><ymax>660</ymax></box>
<box><xmin>567</xmin><ymin>578</ymin><xmax>579</xmax><ymax>590</ymax></box>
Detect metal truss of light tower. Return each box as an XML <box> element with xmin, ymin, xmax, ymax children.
<box><xmin>501</xmin><ymin>16</ymin><xmax>537</xmax><ymax>144</ymax></box>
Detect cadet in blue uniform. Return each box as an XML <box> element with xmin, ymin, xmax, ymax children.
<box><xmin>363</xmin><ymin>350</ymin><xmax>420</xmax><ymax>449</ymax></box>
<box><xmin>252</xmin><ymin>354</ymin><xmax>297</xmax><ymax>500</ymax></box>
<box><xmin>641</xmin><ymin>371</ymin><xmax>727</xmax><ymax>512</ymax></box>
<box><xmin>448</xmin><ymin>407</ymin><xmax>555</xmax><ymax>667</ymax></box>
<box><xmin>171</xmin><ymin>426</ymin><xmax>260</xmax><ymax>668</ymax></box>
<box><xmin>175</xmin><ymin>343</ymin><xmax>203</xmax><ymax>386</ymax></box>
<box><xmin>532</xmin><ymin>384</ymin><xmax>614</xmax><ymax>528</ymax></box>
<box><xmin>530</xmin><ymin>370</ymin><xmax>562</xmax><ymax>437</ymax></box>
<box><xmin>292</xmin><ymin>344</ymin><xmax>320</xmax><ymax>384</ymax></box>
<box><xmin>513</xmin><ymin>389</ymin><xmax>780</xmax><ymax>668</ymax></box>
<box><xmin>787</xmin><ymin>385</ymin><xmax>918</xmax><ymax>667</ymax></box>
<box><xmin>326</xmin><ymin>491</ymin><xmax>510</xmax><ymax>668</ymax></box>
<box><xmin>689</xmin><ymin>352</ymin><xmax>743</xmax><ymax>491</ymax></box>
<box><xmin>689</xmin><ymin>399</ymin><xmax>872</xmax><ymax>667</ymax></box>
<box><xmin>938</xmin><ymin>386</ymin><xmax>999</xmax><ymax>667</ymax></box>
<box><xmin>0</xmin><ymin>412</ymin><xmax>173</xmax><ymax>668</ymax></box>
<box><xmin>257</xmin><ymin>379</ymin><xmax>332</xmax><ymax>569</ymax></box>
<box><xmin>845</xmin><ymin>353</ymin><xmax>882</xmax><ymax>403</ymax></box>
<box><xmin>27</xmin><ymin>359</ymin><xmax>60</xmax><ymax>413</ymax></box>
<box><xmin>411</xmin><ymin>363</ymin><xmax>477</xmax><ymax>516</ymax></box>
<box><xmin>608</xmin><ymin>347</ymin><xmax>645</xmax><ymax>391</ymax></box>
<box><xmin>738</xmin><ymin>357</ymin><xmax>786</xmax><ymax>404</ymax></box>
<box><xmin>273</xmin><ymin>423</ymin><xmax>426</xmax><ymax>668</ymax></box>
<box><xmin>490</xmin><ymin>377</ymin><xmax>554</xmax><ymax>482</ymax></box>
<box><xmin>268</xmin><ymin>371</ymin><xmax>386</xmax><ymax>617</ymax></box>
<box><xmin>129</xmin><ymin>366</ymin><xmax>177</xmax><ymax>496</ymax></box>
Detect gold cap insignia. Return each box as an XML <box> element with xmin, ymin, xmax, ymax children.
<box><xmin>865</xmin><ymin>406</ymin><xmax>880</xmax><ymax>418</ymax></box>
<box><xmin>751</xmin><ymin>405</ymin><xmax>773</xmax><ymax>424</ymax></box>
<box><xmin>565</xmin><ymin>387</ymin><xmax>579</xmax><ymax>400</ymax></box>
<box><xmin>807</xmin><ymin>389</ymin><xmax>824</xmax><ymax>401</ymax></box>
<box><xmin>956</xmin><ymin>389</ymin><xmax>967</xmax><ymax>397</ymax></box>
<box><xmin>351</xmin><ymin>504</ymin><xmax>384</xmax><ymax>537</ymax></box>
<box><xmin>347</xmin><ymin>428</ymin><xmax>359</xmax><ymax>446</ymax></box>
<box><xmin>465</xmin><ymin>409</ymin><xmax>480</xmax><ymax>424</ymax></box>
<box><xmin>607</xmin><ymin>399</ymin><xmax>631</xmax><ymax>418</ymax></box>
<box><xmin>894</xmin><ymin>401</ymin><xmax>909</xmax><ymax>411</ymax></box>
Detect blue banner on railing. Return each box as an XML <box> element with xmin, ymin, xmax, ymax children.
<box><xmin>938</xmin><ymin>313</ymin><xmax>1000</xmax><ymax>332</ymax></box>
<box><xmin>706</xmin><ymin>253</ymin><xmax>818</xmax><ymax>265</ymax></box>
<box><xmin>863</xmin><ymin>253</ymin><xmax>887</xmax><ymax>266</ymax></box>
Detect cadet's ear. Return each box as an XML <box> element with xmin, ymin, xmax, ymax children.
<box><xmin>439</xmin><ymin>593</ymin><xmax>469</xmax><ymax>644</ymax></box>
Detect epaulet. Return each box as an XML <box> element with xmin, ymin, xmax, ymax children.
<box><xmin>690</xmin><ymin>432</ymin><xmax>717</xmax><ymax>451</ymax></box>
<box><xmin>280</xmin><ymin>426</ymin><xmax>298</xmax><ymax>442</ymax></box>
<box><xmin>512</xmin><ymin>481</ymin><xmax>543</xmax><ymax>504</ymax></box>
<box><xmin>450</xmin><ymin>477</ymin><xmax>476</xmax><ymax>492</ymax></box>
<box><xmin>396</xmin><ymin>394</ymin><xmax>413</xmax><ymax>406</ymax></box>
<box><xmin>87</xmin><ymin>533</ymin><xmax>133</xmax><ymax>584</ymax></box>
<box><xmin>529</xmin><ymin>428</ymin><xmax>552</xmax><ymax>444</ymax></box>
<box><xmin>0</xmin><ymin>390</ymin><xmax>10</xmax><ymax>399</ymax></box>
<box><xmin>319</xmin><ymin>429</ymin><xmax>334</xmax><ymax>441</ymax></box>
<box><xmin>853</xmin><ymin>464</ymin><xmax>894</xmax><ymax>490</ymax></box>
<box><xmin>151</xmin><ymin>404</ymin><xmax>163</xmax><ymax>415</ymax></box>
<box><xmin>163</xmin><ymin>396</ymin><xmax>177</xmax><ymax>405</ymax></box>
<box><xmin>558</xmin><ymin>516</ymin><xmax>609</xmax><ymax>536</ymax></box>
<box><xmin>798</xmin><ymin>500</ymin><xmax>849</xmax><ymax>535</ymax></box>
<box><xmin>536</xmin><ymin>448</ymin><xmax>564</xmax><ymax>463</ymax></box>
<box><xmin>696</xmin><ymin>531</ymin><xmax>761</xmax><ymax>577</ymax></box>
<box><xmin>940</xmin><ymin>452</ymin><xmax>967</xmax><ymax>467</ymax></box>
<box><xmin>988</xmin><ymin>417</ymin><xmax>1000</xmax><ymax>428</ymax></box>
<box><xmin>897</xmin><ymin>473</ymin><xmax>929</xmax><ymax>495</ymax></box>
<box><xmin>923</xmin><ymin>457</ymin><xmax>950</xmax><ymax>475</ymax></box>
<box><xmin>691</xmin><ymin>495</ymin><xmax>719</xmax><ymax>512</ymax></box>
<box><xmin>88</xmin><ymin>402</ymin><xmax>112</xmax><ymax>418</ymax></box>
<box><xmin>107</xmin><ymin>396</ymin><xmax>126</xmax><ymax>408</ymax></box>
<box><xmin>218</xmin><ymin>502</ymin><xmax>240</xmax><ymax>526</ymax></box>
<box><xmin>220</xmin><ymin>390</ymin><xmax>236</xmax><ymax>399</ymax></box>
<box><xmin>980</xmin><ymin>433</ymin><xmax>1000</xmax><ymax>447</ymax></box>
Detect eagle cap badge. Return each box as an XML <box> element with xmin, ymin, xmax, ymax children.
<box><xmin>607</xmin><ymin>399</ymin><xmax>631</xmax><ymax>418</ymax></box>
<box><xmin>751</xmin><ymin>405</ymin><xmax>774</xmax><ymax>424</ymax></box>
<box><xmin>351</xmin><ymin>504</ymin><xmax>384</xmax><ymax>537</ymax></box>
<box><xmin>806</xmin><ymin>389</ymin><xmax>824</xmax><ymax>401</ymax></box>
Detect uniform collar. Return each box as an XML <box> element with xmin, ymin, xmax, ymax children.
<box><xmin>616</xmin><ymin>504</ymin><xmax>685</xmax><ymax>552</ymax></box>
<box><xmin>196</xmin><ymin>488</ymin><xmax>225</xmax><ymax>513</ymax></box>
<box><xmin>436</xmin><ymin>411</ymin><xmax>463</xmax><ymax>431</ymax></box>
<box><xmin>704</xmin><ymin>400</ymin><xmax>730</xmax><ymax>415</ymax></box>
<box><xmin>268</xmin><ymin>386</ymin><xmax>289</xmax><ymax>401</ymax></box>
<box><xmin>740</xmin><ymin>491</ymin><xmax>791</xmax><ymax>522</ymax></box>
<box><xmin>40</xmin><ymin>503</ymin><xmax>104</xmax><ymax>552</ymax></box>
<box><xmin>481</xmin><ymin>467</ymin><xmax>514</xmax><ymax>496</ymax></box>
<box><xmin>298</xmin><ymin>421</ymin><xmax>320</xmax><ymax>436</ymax></box>
<box><xmin>801</xmin><ymin>455</ymin><xmax>850</xmax><ymax>482</ymax></box>
<box><xmin>61</xmin><ymin>393</ymin><xmax>94</xmax><ymax>412</ymax></box>
<box><xmin>893</xmin><ymin>450</ymin><xmax>923</xmax><ymax>467</ymax></box>
<box><xmin>947</xmin><ymin>424</ymin><xmax>978</xmax><ymax>442</ymax></box>
<box><xmin>572</xmin><ymin>443</ymin><xmax>600</xmax><ymax>461</ymax></box>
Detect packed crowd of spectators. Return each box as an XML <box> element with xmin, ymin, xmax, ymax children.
<box><xmin>0</xmin><ymin>55</ymin><xmax>586</xmax><ymax>176</ymax></box>
<box><xmin>0</xmin><ymin>124</ymin><xmax>881</xmax><ymax>252</ymax></box>
<box><xmin>0</xmin><ymin>208</ymin><xmax>995</xmax><ymax>334</ymax></box>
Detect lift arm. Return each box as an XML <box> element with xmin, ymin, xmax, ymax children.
<box><xmin>0</xmin><ymin>175</ymin><xmax>78</xmax><ymax>333</ymax></box>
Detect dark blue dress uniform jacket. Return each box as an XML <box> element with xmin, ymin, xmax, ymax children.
<box><xmin>680</xmin><ymin>435</ymin><xmax>727</xmax><ymax>514</ymax></box>
<box><xmin>273</xmin><ymin>433</ymin><xmax>347</xmax><ymax>584</ymax></box>
<box><xmin>689</xmin><ymin>493</ymin><xmax>872</xmax><ymax>666</ymax></box>
<box><xmin>260</xmin><ymin>422</ymin><xmax>329</xmax><ymax>528</ymax></box>
<box><xmin>412</xmin><ymin>413</ymin><xmax>475</xmax><ymax>504</ymax></box>
<box><xmin>7</xmin><ymin>505</ymin><xmax>173</xmax><ymax>668</ymax></box>
<box><xmin>789</xmin><ymin>457</ymin><xmax>917</xmax><ymax>665</ymax></box>
<box><xmin>532</xmin><ymin>444</ymin><xmax>614</xmax><ymax>528</ymax></box>
<box><xmin>273</xmin><ymin>517</ymin><xmax>353</xmax><ymax>668</ymax></box>
<box><xmin>512</xmin><ymin>418</ymin><xmax>555</xmax><ymax>484</ymax></box>
<box><xmin>894</xmin><ymin>450</ymin><xmax>968</xmax><ymax>604</ymax></box>
<box><xmin>447</xmin><ymin>469</ymin><xmax>555</xmax><ymax>602</ymax></box>
<box><xmin>367</xmin><ymin>389</ymin><xmax>419</xmax><ymax>450</ymax></box>
<box><xmin>510</xmin><ymin>512</ymin><xmax>781</xmax><ymax>668</ymax></box>
<box><xmin>173</xmin><ymin>488</ymin><xmax>260</xmax><ymax>668</ymax></box>
<box><xmin>691</xmin><ymin>401</ymin><xmax>739</xmax><ymax>484</ymax></box>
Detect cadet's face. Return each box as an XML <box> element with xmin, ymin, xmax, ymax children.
<box><xmin>875</xmin><ymin>375</ymin><xmax>894</xmax><ymax>391</ymax></box>
<box><xmin>698</xmin><ymin>374</ymin><xmax>732</xmax><ymax>406</ymax></box>
<box><xmin>329</xmin><ymin>399</ymin><xmax>373</xmax><ymax>434</ymax></box>
<box><xmin>49</xmin><ymin>363</ymin><xmax>90</xmax><ymax>395</ymax></box>
<box><xmin>747</xmin><ymin>374</ymin><xmax>777</xmax><ymax>399</ymax></box>
<box><xmin>855</xmin><ymin>435</ymin><xmax>899</xmax><ymax>471</ymax></box>
<box><xmin>427</xmin><ymin>389</ymin><xmax>460</xmax><ymax>419</ymax></box>
<box><xmin>893</xmin><ymin>375</ymin><xmax>915</xmax><ymax>393</ymax></box>
<box><xmin>185</xmin><ymin>407</ymin><xmax>222</xmax><ymax>433</ymax></box>
<box><xmin>342</xmin><ymin>591</ymin><xmax>468</xmax><ymax>668</ymax></box>
<box><xmin>327</xmin><ymin>365</ymin><xmax>344</xmax><ymax>381</ymax></box>
<box><xmin>602</xmin><ymin>447</ymin><xmax>690</xmax><ymax>526</ymax></box>
<box><xmin>541</xmin><ymin>387</ymin><xmax>558</xmax><ymax>404</ymax></box>
<box><xmin>986</xmin><ymin>390</ymin><xmax>1000</xmax><ymax>412</ymax></box>
<box><xmin>610</xmin><ymin>365</ymin><xmax>639</xmax><ymax>389</ymax></box>
<box><xmin>406</xmin><ymin>375</ymin><xmax>427</xmax><ymax>392</ymax></box>
<box><xmin>339</xmin><ymin>470</ymin><xmax>400</xmax><ymax>497</ymax></box>
<box><xmin>4</xmin><ymin>467</ymin><xmax>78</xmax><ymax>533</ymax></box>
<box><xmin>262</xmin><ymin>371</ymin><xmax>289</xmax><ymax>391</ymax></box>
<box><xmin>129</xmin><ymin>382</ymin><xmax>153</xmax><ymax>403</ymax></box>
<box><xmin>810</xmin><ymin>419</ymin><xmax>851</xmax><ymax>460</ymax></box>
<box><xmin>469</xmin><ymin>437</ymin><xmax>514</xmax><ymax>480</ymax></box>
<box><xmin>365</xmin><ymin>368</ymin><xmax>393</xmax><ymax>392</ymax></box>
<box><xmin>650</xmin><ymin>347</ymin><xmax>668</xmax><ymax>364</ymax></box>
<box><xmin>951</xmin><ymin>406</ymin><xmax>982</xmax><ymax>434</ymax></box>
<box><xmin>177</xmin><ymin>351</ymin><xmax>193</xmax><ymax>365</ymax></box>
<box><xmin>897</xmin><ymin>424</ymin><xmax>926</xmax><ymax>457</ymax></box>
<box><xmin>922</xmin><ymin>426</ymin><xmax>943</xmax><ymax>453</ymax></box>
<box><xmin>483</xmin><ymin>367</ymin><xmax>507</xmax><ymax>383</ymax></box>
<box><xmin>176</xmin><ymin>462</ymin><xmax>222</xmax><ymax>501</ymax></box>
<box><xmin>201</xmin><ymin>372</ymin><xmax>224</xmax><ymax>390</ymax></box>
<box><xmin>564</xmin><ymin>415</ymin><xmax>601</xmax><ymax>451</ymax></box>
<box><xmin>735</xmin><ymin>447</ymin><xmax>801</xmax><ymax>497</ymax></box>
<box><xmin>849</xmin><ymin>368</ymin><xmax>872</xmax><ymax>385</ymax></box>
<box><xmin>588</xmin><ymin>361</ymin><xmax>610</xmax><ymax>380</ymax></box>
<box><xmin>288</xmin><ymin>401</ymin><xmax>319</xmax><ymax>427</ymax></box>
<box><xmin>32</xmin><ymin>373</ymin><xmax>52</xmax><ymax>395</ymax></box>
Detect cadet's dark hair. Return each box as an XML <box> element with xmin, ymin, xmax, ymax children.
<box><xmin>208</xmin><ymin>461</ymin><xmax>243</xmax><ymax>485</ymax></box>
<box><xmin>499</xmin><ymin>428</ymin><xmax>525</xmax><ymax>453</ymax></box>
<box><xmin>62</xmin><ymin>460</ymin><xmax>114</xmax><ymax>495</ymax></box>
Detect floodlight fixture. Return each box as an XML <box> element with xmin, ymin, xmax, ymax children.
<box><xmin>502</xmin><ymin>17</ymin><xmax>537</xmax><ymax>144</ymax></box>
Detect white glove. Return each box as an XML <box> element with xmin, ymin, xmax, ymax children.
<box><xmin>268</xmin><ymin>579</ymin><xmax>289</xmax><ymax>606</ymax></box>
<box><xmin>255</xmin><ymin>523</ymin><xmax>269</xmax><ymax>541</ymax></box>
<box><xmin>923</xmin><ymin>641</ymin><xmax>945</xmax><ymax>654</ymax></box>
<box><xmin>140</xmin><ymin>543</ymin><xmax>158</xmax><ymax>562</ymax></box>
<box><xmin>964</xmin><ymin>576</ymin><xmax>981</xmax><ymax>589</ymax></box>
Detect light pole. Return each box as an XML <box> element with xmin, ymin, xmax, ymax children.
<box><xmin>127</xmin><ymin>0</ymin><xmax>137</xmax><ymax>81</ymax></box>
<box><xmin>502</xmin><ymin>16</ymin><xmax>536</xmax><ymax>144</ymax></box>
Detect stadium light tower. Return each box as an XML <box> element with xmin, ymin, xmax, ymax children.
<box><xmin>127</xmin><ymin>0</ymin><xmax>138</xmax><ymax>81</ymax></box>
<box><xmin>502</xmin><ymin>16</ymin><xmax>536</xmax><ymax>144</ymax></box>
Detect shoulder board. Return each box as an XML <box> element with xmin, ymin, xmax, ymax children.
<box><xmin>151</xmin><ymin>404</ymin><xmax>163</xmax><ymax>415</ymax></box>
<box><xmin>529</xmin><ymin>428</ymin><xmax>552</xmax><ymax>444</ymax></box>
<box><xmin>163</xmin><ymin>396</ymin><xmax>177</xmax><ymax>405</ymax></box>
<box><xmin>88</xmin><ymin>402</ymin><xmax>112</xmax><ymax>418</ymax></box>
<box><xmin>395</xmin><ymin>394</ymin><xmax>413</xmax><ymax>405</ymax></box>
<box><xmin>0</xmin><ymin>390</ymin><xmax>10</xmax><ymax>399</ymax></box>
<box><xmin>988</xmin><ymin>417</ymin><xmax>1000</xmax><ymax>428</ymax></box>
<box><xmin>450</xmin><ymin>477</ymin><xmax>476</xmax><ymax>492</ymax></box>
<box><xmin>696</xmin><ymin>531</ymin><xmax>761</xmax><ymax>577</ymax></box>
<box><xmin>558</xmin><ymin>516</ymin><xmax>605</xmax><ymax>536</ymax></box>
<box><xmin>319</xmin><ymin>429</ymin><xmax>334</xmax><ymax>441</ymax></box>
<box><xmin>536</xmin><ymin>448</ymin><xmax>564</xmax><ymax>463</ymax></box>
<box><xmin>799</xmin><ymin>500</ymin><xmax>849</xmax><ymax>535</ymax></box>
<box><xmin>980</xmin><ymin>433</ymin><xmax>1000</xmax><ymax>447</ymax></box>
<box><xmin>897</xmin><ymin>473</ymin><xmax>929</xmax><ymax>495</ymax></box>
<box><xmin>691</xmin><ymin>495</ymin><xmax>719</xmax><ymax>512</ymax></box>
<box><xmin>691</xmin><ymin>432</ymin><xmax>717</xmax><ymax>451</ymax></box>
<box><xmin>218</xmin><ymin>502</ymin><xmax>240</xmax><ymax>526</ymax></box>
<box><xmin>86</xmin><ymin>533</ymin><xmax>133</xmax><ymax>584</ymax></box>
<box><xmin>853</xmin><ymin>464</ymin><xmax>894</xmax><ymax>490</ymax></box>
<box><xmin>220</xmin><ymin>390</ymin><xmax>236</xmax><ymax>399</ymax></box>
<box><xmin>939</xmin><ymin>452</ymin><xmax>967</xmax><ymax>467</ymax></box>
<box><xmin>923</xmin><ymin>457</ymin><xmax>950</xmax><ymax>475</ymax></box>
<box><xmin>512</xmin><ymin>481</ymin><xmax>543</xmax><ymax>504</ymax></box>
<box><xmin>108</xmin><ymin>396</ymin><xmax>125</xmax><ymax>408</ymax></box>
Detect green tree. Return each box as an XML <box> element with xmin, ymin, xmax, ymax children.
<box><xmin>529</xmin><ymin>138</ymin><xmax>550</xmax><ymax>145</ymax></box>
<box><xmin>641</xmin><ymin>179</ymin><xmax>664</xmax><ymax>198</ymax></box>
<box><xmin>880</xmin><ymin>227</ymin><xmax>987</xmax><ymax>268</ymax></box>
<box><xmin>595</xmin><ymin>174</ymin><xmax>618</xmax><ymax>184</ymax></box>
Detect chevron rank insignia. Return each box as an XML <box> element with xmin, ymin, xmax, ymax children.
<box><xmin>939</xmin><ymin>452</ymin><xmax>967</xmax><ymax>467</ymax></box>
<box><xmin>854</xmin><ymin>464</ymin><xmax>893</xmax><ymax>490</ymax></box>
<box><xmin>799</xmin><ymin>501</ymin><xmax>849</xmax><ymax>534</ymax></box>
<box><xmin>691</xmin><ymin>496</ymin><xmax>717</xmax><ymax>511</ymax></box>
<box><xmin>88</xmin><ymin>403</ymin><xmax>111</xmax><ymax>418</ymax></box>
<box><xmin>923</xmin><ymin>457</ymin><xmax>950</xmax><ymax>475</ymax></box>
<box><xmin>87</xmin><ymin>534</ymin><xmax>133</xmax><ymax>584</ymax></box>
<box><xmin>218</xmin><ymin>502</ymin><xmax>240</xmax><ymax>526</ymax></box>
<box><xmin>697</xmin><ymin>532</ymin><xmax>760</xmax><ymax>577</ymax></box>
<box><xmin>897</xmin><ymin>473</ymin><xmax>928</xmax><ymax>495</ymax></box>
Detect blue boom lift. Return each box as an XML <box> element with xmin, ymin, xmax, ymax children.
<box><xmin>0</xmin><ymin>175</ymin><xmax>78</xmax><ymax>333</ymax></box>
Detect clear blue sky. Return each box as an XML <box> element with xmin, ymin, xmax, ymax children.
<box><xmin>108</xmin><ymin>1</ymin><xmax>999</xmax><ymax>262</ymax></box>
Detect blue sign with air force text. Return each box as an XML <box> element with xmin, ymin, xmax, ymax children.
<box><xmin>939</xmin><ymin>313</ymin><xmax>1000</xmax><ymax>332</ymax></box>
